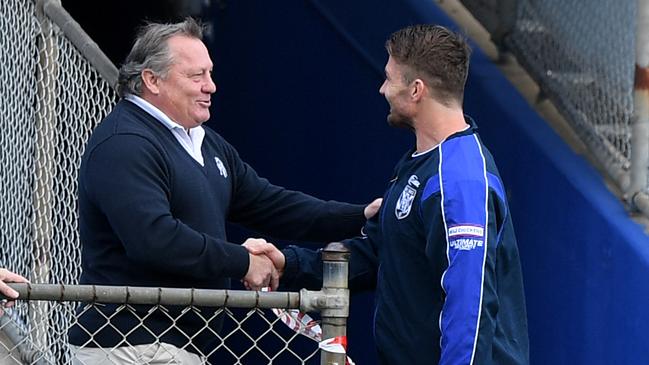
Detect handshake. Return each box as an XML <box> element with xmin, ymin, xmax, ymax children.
<box><xmin>241</xmin><ymin>238</ymin><xmax>286</xmax><ymax>291</ymax></box>
<box><xmin>238</xmin><ymin>198</ymin><xmax>382</xmax><ymax>291</ymax></box>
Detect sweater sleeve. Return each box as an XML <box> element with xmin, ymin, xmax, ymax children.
<box><xmin>420</xmin><ymin>137</ymin><xmax>500</xmax><ymax>365</ymax></box>
<box><xmin>421</xmin><ymin>187</ymin><xmax>499</xmax><ymax>365</ymax></box>
<box><xmin>223</xmin><ymin>142</ymin><xmax>366</xmax><ymax>242</ymax></box>
<box><xmin>81</xmin><ymin>134</ymin><xmax>250</xmax><ymax>280</ymax></box>
<box><xmin>280</xmin><ymin>214</ymin><xmax>381</xmax><ymax>291</ymax></box>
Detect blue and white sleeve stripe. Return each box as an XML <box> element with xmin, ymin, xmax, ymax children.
<box><xmin>438</xmin><ymin>134</ymin><xmax>489</xmax><ymax>365</ymax></box>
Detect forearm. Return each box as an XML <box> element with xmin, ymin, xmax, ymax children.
<box><xmin>233</xmin><ymin>188</ymin><xmax>365</xmax><ymax>242</ymax></box>
<box><xmin>116</xmin><ymin>214</ymin><xmax>250</xmax><ymax>280</ymax></box>
<box><xmin>228</xmin><ymin>159</ymin><xmax>366</xmax><ymax>242</ymax></box>
<box><xmin>280</xmin><ymin>235</ymin><xmax>379</xmax><ymax>291</ymax></box>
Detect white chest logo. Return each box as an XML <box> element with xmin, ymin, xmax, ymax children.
<box><xmin>395</xmin><ymin>175</ymin><xmax>419</xmax><ymax>220</ymax></box>
<box><xmin>214</xmin><ymin>157</ymin><xmax>228</xmax><ymax>178</ymax></box>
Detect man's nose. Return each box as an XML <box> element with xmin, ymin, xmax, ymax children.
<box><xmin>204</xmin><ymin>77</ymin><xmax>217</xmax><ymax>94</ymax></box>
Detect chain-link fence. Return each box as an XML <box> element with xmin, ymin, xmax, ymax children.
<box><xmin>507</xmin><ymin>0</ymin><xmax>636</xmax><ymax>186</ymax></box>
<box><xmin>0</xmin><ymin>288</ymin><xmax>314</xmax><ymax>364</ymax></box>
<box><xmin>1</xmin><ymin>0</ymin><xmax>118</xmax><ymax>363</ymax></box>
<box><xmin>460</xmin><ymin>0</ymin><xmax>645</xmax><ymax>209</ymax></box>
<box><xmin>0</xmin><ymin>244</ymin><xmax>352</xmax><ymax>364</ymax></box>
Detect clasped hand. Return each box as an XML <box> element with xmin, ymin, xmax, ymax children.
<box><xmin>241</xmin><ymin>238</ymin><xmax>285</xmax><ymax>291</ymax></box>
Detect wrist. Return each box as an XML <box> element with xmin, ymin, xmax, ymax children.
<box><xmin>280</xmin><ymin>247</ymin><xmax>298</xmax><ymax>282</ymax></box>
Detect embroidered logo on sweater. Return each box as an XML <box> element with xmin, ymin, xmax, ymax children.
<box><xmin>395</xmin><ymin>175</ymin><xmax>419</xmax><ymax>220</ymax></box>
<box><xmin>214</xmin><ymin>157</ymin><xmax>228</xmax><ymax>178</ymax></box>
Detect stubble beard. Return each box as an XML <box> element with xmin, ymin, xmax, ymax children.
<box><xmin>386</xmin><ymin>112</ymin><xmax>414</xmax><ymax>131</ymax></box>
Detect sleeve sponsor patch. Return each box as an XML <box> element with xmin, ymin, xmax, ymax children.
<box><xmin>448</xmin><ymin>225</ymin><xmax>485</xmax><ymax>251</ymax></box>
<box><xmin>448</xmin><ymin>224</ymin><xmax>484</xmax><ymax>238</ymax></box>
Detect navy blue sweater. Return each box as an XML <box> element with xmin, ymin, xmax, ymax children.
<box><xmin>69</xmin><ymin>100</ymin><xmax>366</xmax><ymax>352</ymax></box>
<box><xmin>283</xmin><ymin>118</ymin><xmax>529</xmax><ymax>365</ymax></box>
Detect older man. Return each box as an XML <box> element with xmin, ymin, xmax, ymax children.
<box><xmin>69</xmin><ymin>18</ymin><xmax>379</xmax><ymax>364</ymax></box>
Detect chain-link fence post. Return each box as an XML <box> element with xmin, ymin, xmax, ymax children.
<box><xmin>30</xmin><ymin>0</ymin><xmax>59</xmax><ymax>359</ymax></box>
<box><xmin>319</xmin><ymin>242</ymin><xmax>350</xmax><ymax>365</ymax></box>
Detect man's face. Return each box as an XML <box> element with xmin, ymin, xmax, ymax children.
<box><xmin>155</xmin><ymin>35</ymin><xmax>216</xmax><ymax>129</ymax></box>
<box><xmin>379</xmin><ymin>56</ymin><xmax>413</xmax><ymax>129</ymax></box>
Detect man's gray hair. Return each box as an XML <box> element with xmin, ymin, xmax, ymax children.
<box><xmin>117</xmin><ymin>18</ymin><xmax>204</xmax><ymax>98</ymax></box>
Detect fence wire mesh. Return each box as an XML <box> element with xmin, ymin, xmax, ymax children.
<box><xmin>0</xmin><ymin>301</ymin><xmax>320</xmax><ymax>364</ymax></box>
<box><xmin>503</xmin><ymin>0</ymin><xmax>636</xmax><ymax>185</ymax></box>
<box><xmin>1</xmin><ymin>0</ymin><xmax>116</xmax><ymax>362</ymax></box>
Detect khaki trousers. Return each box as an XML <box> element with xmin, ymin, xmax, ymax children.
<box><xmin>70</xmin><ymin>342</ymin><xmax>205</xmax><ymax>365</ymax></box>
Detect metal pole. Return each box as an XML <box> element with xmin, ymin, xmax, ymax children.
<box><xmin>30</xmin><ymin>0</ymin><xmax>58</xmax><ymax>358</ymax></box>
<box><xmin>629</xmin><ymin>0</ymin><xmax>649</xmax><ymax>207</ymax></box>
<box><xmin>320</xmin><ymin>242</ymin><xmax>350</xmax><ymax>365</ymax></box>
<box><xmin>3</xmin><ymin>283</ymin><xmax>300</xmax><ymax>309</ymax></box>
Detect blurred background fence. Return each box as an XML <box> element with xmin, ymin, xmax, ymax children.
<box><xmin>459</xmin><ymin>0</ymin><xmax>649</xmax><ymax>213</ymax></box>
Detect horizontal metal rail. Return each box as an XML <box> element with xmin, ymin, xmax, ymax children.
<box><xmin>4</xmin><ymin>283</ymin><xmax>300</xmax><ymax>309</ymax></box>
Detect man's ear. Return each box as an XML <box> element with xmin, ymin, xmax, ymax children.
<box><xmin>141</xmin><ymin>69</ymin><xmax>160</xmax><ymax>95</ymax></box>
<box><xmin>411</xmin><ymin>79</ymin><xmax>426</xmax><ymax>101</ymax></box>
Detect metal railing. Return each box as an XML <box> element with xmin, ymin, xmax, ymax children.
<box><xmin>36</xmin><ymin>0</ymin><xmax>118</xmax><ymax>88</ymax></box>
<box><xmin>0</xmin><ymin>244</ymin><xmax>351</xmax><ymax>365</ymax></box>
